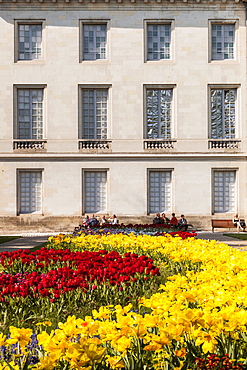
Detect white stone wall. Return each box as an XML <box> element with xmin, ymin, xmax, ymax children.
<box><xmin>0</xmin><ymin>1</ymin><xmax>246</xmax><ymax>231</ymax></box>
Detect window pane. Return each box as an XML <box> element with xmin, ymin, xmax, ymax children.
<box><xmin>84</xmin><ymin>171</ymin><xmax>107</xmax><ymax>213</ymax></box>
<box><xmin>211</xmin><ymin>88</ymin><xmax>236</xmax><ymax>139</ymax></box>
<box><xmin>212</xmin><ymin>24</ymin><xmax>234</xmax><ymax>60</ymax></box>
<box><xmin>19</xmin><ymin>171</ymin><xmax>42</xmax><ymax>214</ymax></box>
<box><xmin>18</xmin><ymin>89</ymin><xmax>44</xmax><ymax>139</ymax></box>
<box><xmin>83</xmin><ymin>24</ymin><xmax>107</xmax><ymax>61</ymax></box>
<box><xmin>147</xmin><ymin>24</ymin><xmax>171</xmax><ymax>61</ymax></box>
<box><xmin>213</xmin><ymin>171</ymin><xmax>235</xmax><ymax>213</ymax></box>
<box><xmin>82</xmin><ymin>89</ymin><xmax>108</xmax><ymax>139</ymax></box>
<box><xmin>18</xmin><ymin>24</ymin><xmax>42</xmax><ymax>60</ymax></box>
<box><xmin>149</xmin><ymin>171</ymin><xmax>171</xmax><ymax>213</ymax></box>
<box><xmin>147</xmin><ymin>89</ymin><xmax>172</xmax><ymax>139</ymax></box>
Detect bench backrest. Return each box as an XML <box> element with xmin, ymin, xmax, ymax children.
<box><xmin>211</xmin><ymin>220</ymin><xmax>234</xmax><ymax>227</ymax></box>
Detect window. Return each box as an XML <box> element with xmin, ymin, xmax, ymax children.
<box><xmin>18</xmin><ymin>171</ymin><xmax>42</xmax><ymax>214</ymax></box>
<box><xmin>213</xmin><ymin>171</ymin><xmax>236</xmax><ymax>213</ymax></box>
<box><xmin>146</xmin><ymin>88</ymin><xmax>172</xmax><ymax>139</ymax></box>
<box><xmin>211</xmin><ymin>24</ymin><xmax>235</xmax><ymax>60</ymax></box>
<box><xmin>149</xmin><ymin>171</ymin><xmax>171</xmax><ymax>213</ymax></box>
<box><xmin>210</xmin><ymin>88</ymin><xmax>236</xmax><ymax>139</ymax></box>
<box><xmin>18</xmin><ymin>24</ymin><xmax>42</xmax><ymax>60</ymax></box>
<box><xmin>17</xmin><ymin>88</ymin><xmax>44</xmax><ymax>139</ymax></box>
<box><xmin>81</xmin><ymin>89</ymin><xmax>108</xmax><ymax>139</ymax></box>
<box><xmin>82</xmin><ymin>24</ymin><xmax>107</xmax><ymax>60</ymax></box>
<box><xmin>84</xmin><ymin>171</ymin><xmax>107</xmax><ymax>213</ymax></box>
<box><xmin>147</xmin><ymin>24</ymin><xmax>171</xmax><ymax>61</ymax></box>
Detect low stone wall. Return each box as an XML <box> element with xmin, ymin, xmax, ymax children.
<box><xmin>0</xmin><ymin>215</ymin><xmax>212</xmax><ymax>234</ymax></box>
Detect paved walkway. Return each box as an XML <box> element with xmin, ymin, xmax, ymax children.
<box><xmin>0</xmin><ymin>231</ymin><xmax>247</xmax><ymax>252</ymax></box>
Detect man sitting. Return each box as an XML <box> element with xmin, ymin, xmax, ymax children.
<box><xmin>153</xmin><ymin>213</ymin><xmax>163</xmax><ymax>224</ymax></box>
<box><xmin>178</xmin><ymin>214</ymin><xmax>188</xmax><ymax>231</ymax></box>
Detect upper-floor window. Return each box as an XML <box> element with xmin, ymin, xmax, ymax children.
<box><xmin>81</xmin><ymin>88</ymin><xmax>108</xmax><ymax>139</ymax></box>
<box><xmin>146</xmin><ymin>88</ymin><xmax>172</xmax><ymax>139</ymax></box>
<box><xmin>18</xmin><ymin>24</ymin><xmax>42</xmax><ymax>61</ymax></box>
<box><xmin>211</xmin><ymin>88</ymin><xmax>236</xmax><ymax>139</ymax></box>
<box><xmin>211</xmin><ymin>24</ymin><xmax>235</xmax><ymax>61</ymax></box>
<box><xmin>17</xmin><ymin>88</ymin><xmax>44</xmax><ymax>139</ymax></box>
<box><xmin>147</xmin><ymin>24</ymin><xmax>171</xmax><ymax>61</ymax></box>
<box><xmin>82</xmin><ymin>24</ymin><xmax>107</xmax><ymax>61</ymax></box>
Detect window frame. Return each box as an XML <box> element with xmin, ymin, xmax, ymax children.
<box><xmin>147</xmin><ymin>169</ymin><xmax>173</xmax><ymax>214</ymax></box>
<box><xmin>13</xmin><ymin>84</ymin><xmax>47</xmax><ymax>140</ymax></box>
<box><xmin>144</xmin><ymin>20</ymin><xmax>174</xmax><ymax>63</ymax></box>
<box><xmin>79</xmin><ymin>20</ymin><xmax>109</xmax><ymax>63</ymax></box>
<box><xmin>208</xmin><ymin>84</ymin><xmax>239</xmax><ymax>140</ymax></box>
<box><xmin>82</xmin><ymin>169</ymin><xmax>108</xmax><ymax>214</ymax></box>
<box><xmin>212</xmin><ymin>169</ymin><xmax>238</xmax><ymax>214</ymax></box>
<box><xmin>17</xmin><ymin>169</ymin><xmax>44</xmax><ymax>215</ymax></box>
<box><xmin>14</xmin><ymin>20</ymin><xmax>45</xmax><ymax>63</ymax></box>
<box><xmin>78</xmin><ymin>84</ymin><xmax>111</xmax><ymax>140</ymax></box>
<box><xmin>144</xmin><ymin>84</ymin><xmax>176</xmax><ymax>140</ymax></box>
<box><xmin>208</xmin><ymin>20</ymin><xmax>238</xmax><ymax>63</ymax></box>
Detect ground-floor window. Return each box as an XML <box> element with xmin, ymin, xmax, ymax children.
<box><xmin>84</xmin><ymin>171</ymin><xmax>107</xmax><ymax>213</ymax></box>
<box><xmin>148</xmin><ymin>170</ymin><xmax>171</xmax><ymax>213</ymax></box>
<box><xmin>18</xmin><ymin>171</ymin><xmax>42</xmax><ymax>214</ymax></box>
<box><xmin>213</xmin><ymin>170</ymin><xmax>236</xmax><ymax>213</ymax></box>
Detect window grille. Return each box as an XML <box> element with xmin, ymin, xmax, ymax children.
<box><xmin>212</xmin><ymin>24</ymin><xmax>234</xmax><ymax>60</ymax></box>
<box><xmin>84</xmin><ymin>171</ymin><xmax>107</xmax><ymax>213</ymax></box>
<box><xmin>82</xmin><ymin>89</ymin><xmax>108</xmax><ymax>139</ymax></box>
<box><xmin>83</xmin><ymin>24</ymin><xmax>107</xmax><ymax>60</ymax></box>
<box><xmin>18</xmin><ymin>89</ymin><xmax>44</xmax><ymax>140</ymax></box>
<box><xmin>211</xmin><ymin>89</ymin><xmax>236</xmax><ymax>139</ymax></box>
<box><xmin>147</xmin><ymin>89</ymin><xmax>172</xmax><ymax>139</ymax></box>
<box><xmin>149</xmin><ymin>171</ymin><xmax>171</xmax><ymax>213</ymax></box>
<box><xmin>147</xmin><ymin>24</ymin><xmax>171</xmax><ymax>61</ymax></box>
<box><xmin>19</xmin><ymin>171</ymin><xmax>42</xmax><ymax>214</ymax></box>
<box><xmin>18</xmin><ymin>24</ymin><xmax>42</xmax><ymax>60</ymax></box>
<box><xmin>213</xmin><ymin>171</ymin><xmax>236</xmax><ymax>213</ymax></box>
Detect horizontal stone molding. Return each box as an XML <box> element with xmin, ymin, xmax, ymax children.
<box><xmin>209</xmin><ymin>139</ymin><xmax>241</xmax><ymax>149</ymax></box>
<box><xmin>78</xmin><ymin>140</ymin><xmax>112</xmax><ymax>151</ymax></box>
<box><xmin>13</xmin><ymin>140</ymin><xmax>47</xmax><ymax>151</ymax></box>
<box><xmin>144</xmin><ymin>139</ymin><xmax>177</xmax><ymax>150</ymax></box>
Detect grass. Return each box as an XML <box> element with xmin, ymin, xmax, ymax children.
<box><xmin>223</xmin><ymin>233</ymin><xmax>247</xmax><ymax>240</ymax></box>
<box><xmin>29</xmin><ymin>242</ymin><xmax>48</xmax><ymax>252</ymax></box>
<box><xmin>0</xmin><ymin>236</ymin><xmax>21</xmax><ymax>244</ymax></box>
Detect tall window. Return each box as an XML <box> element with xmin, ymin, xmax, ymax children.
<box><xmin>213</xmin><ymin>171</ymin><xmax>236</xmax><ymax>213</ymax></box>
<box><xmin>211</xmin><ymin>88</ymin><xmax>236</xmax><ymax>139</ymax></box>
<box><xmin>149</xmin><ymin>171</ymin><xmax>171</xmax><ymax>213</ymax></box>
<box><xmin>18</xmin><ymin>24</ymin><xmax>42</xmax><ymax>60</ymax></box>
<box><xmin>83</xmin><ymin>24</ymin><xmax>107</xmax><ymax>60</ymax></box>
<box><xmin>147</xmin><ymin>24</ymin><xmax>171</xmax><ymax>61</ymax></box>
<box><xmin>17</xmin><ymin>89</ymin><xmax>44</xmax><ymax>139</ymax></box>
<box><xmin>19</xmin><ymin>171</ymin><xmax>42</xmax><ymax>214</ymax></box>
<box><xmin>81</xmin><ymin>89</ymin><xmax>108</xmax><ymax>139</ymax></box>
<box><xmin>211</xmin><ymin>24</ymin><xmax>235</xmax><ymax>60</ymax></box>
<box><xmin>84</xmin><ymin>171</ymin><xmax>107</xmax><ymax>213</ymax></box>
<box><xmin>147</xmin><ymin>89</ymin><xmax>172</xmax><ymax>139</ymax></box>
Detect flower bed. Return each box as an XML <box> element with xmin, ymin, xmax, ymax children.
<box><xmin>0</xmin><ymin>232</ymin><xmax>246</xmax><ymax>370</ymax></box>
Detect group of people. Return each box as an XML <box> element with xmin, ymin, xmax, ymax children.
<box><xmin>80</xmin><ymin>214</ymin><xmax>119</xmax><ymax>228</ymax></box>
<box><xmin>153</xmin><ymin>213</ymin><xmax>189</xmax><ymax>231</ymax></box>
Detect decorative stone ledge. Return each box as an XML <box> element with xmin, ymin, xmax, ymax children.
<box><xmin>78</xmin><ymin>140</ymin><xmax>112</xmax><ymax>152</ymax></box>
<box><xmin>144</xmin><ymin>140</ymin><xmax>176</xmax><ymax>150</ymax></box>
<box><xmin>13</xmin><ymin>140</ymin><xmax>47</xmax><ymax>152</ymax></box>
<box><xmin>209</xmin><ymin>139</ymin><xmax>241</xmax><ymax>150</ymax></box>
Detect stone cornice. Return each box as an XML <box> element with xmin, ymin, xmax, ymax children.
<box><xmin>0</xmin><ymin>0</ymin><xmax>244</xmax><ymax>7</ymax></box>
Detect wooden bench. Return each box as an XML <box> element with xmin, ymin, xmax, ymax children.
<box><xmin>211</xmin><ymin>219</ymin><xmax>234</xmax><ymax>232</ymax></box>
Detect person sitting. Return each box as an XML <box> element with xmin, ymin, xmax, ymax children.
<box><xmin>153</xmin><ymin>213</ymin><xmax>163</xmax><ymax>224</ymax></box>
<box><xmin>109</xmin><ymin>214</ymin><xmax>119</xmax><ymax>225</ymax></box>
<box><xmin>161</xmin><ymin>213</ymin><xmax>170</xmax><ymax>225</ymax></box>
<box><xmin>101</xmin><ymin>215</ymin><xmax>108</xmax><ymax>225</ymax></box>
<box><xmin>170</xmin><ymin>213</ymin><xmax>178</xmax><ymax>229</ymax></box>
<box><xmin>178</xmin><ymin>214</ymin><xmax>188</xmax><ymax>231</ymax></box>
<box><xmin>81</xmin><ymin>215</ymin><xmax>90</xmax><ymax>228</ymax></box>
<box><xmin>88</xmin><ymin>215</ymin><xmax>100</xmax><ymax>227</ymax></box>
<box><xmin>233</xmin><ymin>214</ymin><xmax>246</xmax><ymax>232</ymax></box>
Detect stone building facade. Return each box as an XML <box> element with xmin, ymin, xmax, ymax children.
<box><xmin>0</xmin><ymin>0</ymin><xmax>246</xmax><ymax>232</ymax></box>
